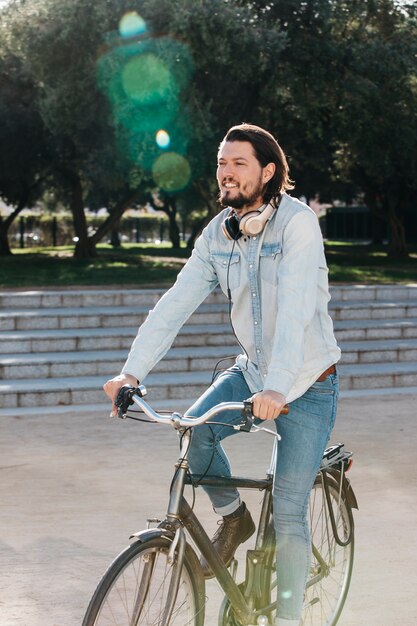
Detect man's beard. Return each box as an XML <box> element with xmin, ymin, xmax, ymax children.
<box><xmin>218</xmin><ymin>177</ymin><xmax>264</xmax><ymax>209</ymax></box>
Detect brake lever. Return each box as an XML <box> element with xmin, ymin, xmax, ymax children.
<box><xmin>250</xmin><ymin>424</ymin><xmax>281</xmax><ymax>439</ymax></box>
<box><xmin>234</xmin><ymin>400</ymin><xmax>254</xmax><ymax>432</ymax></box>
<box><xmin>233</xmin><ymin>399</ymin><xmax>285</xmax><ymax>438</ymax></box>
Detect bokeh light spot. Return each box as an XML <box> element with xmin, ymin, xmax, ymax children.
<box><xmin>122</xmin><ymin>54</ymin><xmax>173</xmax><ymax>104</ymax></box>
<box><xmin>156</xmin><ymin>130</ymin><xmax>170</xmax><ymax>149</ymax></box>
<box><xmin>152</xmin><ymin>153</ymin><xmax>191</xmax><ymax>192</ymax></box>
<box><xmin>119</xmin><ymin>12</ymin><xmax>147</xmax><ymax>38</ymax></box>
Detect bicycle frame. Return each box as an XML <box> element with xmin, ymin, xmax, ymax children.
<box><xmin>146</xmin><ymin>424</ymin><xmax>356</xmax><ymax>626</ymax></box>
<box><xmin>149</xmin><ymin>426</ymin><xmax>276</xmax><ymax>626</ymax></box>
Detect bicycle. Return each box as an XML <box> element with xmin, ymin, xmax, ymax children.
<box><xmin>82</xmin><ymin>384</ymin><xmax>358</xmax><ymax>626</ymax></box>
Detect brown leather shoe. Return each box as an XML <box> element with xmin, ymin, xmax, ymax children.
<box><xmin>200</xmin><ymin>504</ymin><xmax>255</xmax><ymax>578</ymax></box>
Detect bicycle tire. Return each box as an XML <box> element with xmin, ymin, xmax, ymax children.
<box><xmin>254</xmin><ymin>474</ymin><xmax>354</xmax><ymax>626</ymax></box>
<box><xmin>303</xmin><ymin>474</ymin><xmax>354</xmax><ymax>626</ymax></box>
<box><xmin>83</xmin><ymin>536</ymin><xmax>205</xmax><ymax>626</ymax></box>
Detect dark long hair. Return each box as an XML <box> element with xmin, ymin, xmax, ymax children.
<box><xmin>220</xmin><ymin>123</ymin><xmax>294</xmax><ymax>206</ymax></box>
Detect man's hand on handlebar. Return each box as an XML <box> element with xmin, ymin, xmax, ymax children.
<box><xmin>250</xmin><ymin>389</ymin><xmax>287</xmax><ymax>421</ymax></box>
<box><xmin>103</xmin><ymin>373</ymin><xmax>138</xmax><ymax>417</ymax></box>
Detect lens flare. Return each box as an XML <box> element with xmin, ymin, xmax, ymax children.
<box><xmin>97</xmin><ymin>30</ymin><xmax>195</xmax><ymax>186</ymax></box>
<box><xmin>156</xmin><ymin>130</ymin><xmax>170</xmax><ymax>149</ymax></box>
<box><xmin>122</xmin><ymin>53</ymin><xmax>174</xmax><ymax>104</ymax></box>
<box><xmin>152</xmin><ymin>152</ymin><xmax>191</xmax><ymax>192</ymax></box>
<box><xmin>280</xmin><ymin>590</ymin><xmax>292</xmax><ymax>600</ymax></box>
<box><xmin>119</xmin><ymin>12</ymin><xmax>147</xmax><ymax>38</ymax></box>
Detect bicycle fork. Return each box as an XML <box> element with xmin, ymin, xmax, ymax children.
<box><xmin>161</xmin><ymin>526</ymin><xmax>187</xmax><ymax>626</ymax></box>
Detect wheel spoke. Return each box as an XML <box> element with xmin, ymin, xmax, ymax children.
<box><xmin>255</xmin><ymin>477</ymin><xmax>354</xmax><ymax>626</ymax></box>
<box><xmin>302</xmin><ymin>478</ymin><xmax>354</xmax><ymax>626</ymax></box>
<box><xmin>83</xmin><ymin>539</ymin><xmax>202</xmax><ymax>626</ymax></box>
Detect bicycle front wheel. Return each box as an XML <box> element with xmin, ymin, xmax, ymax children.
<box><xmin>83</xmin><ymin>536</ymin><xmax>205</xmax><ymax>626</ymax></box>
<box><xmin>303</xmin><ymin>474</ymin><xmax>354</xmax><ymax>626</ymax></box>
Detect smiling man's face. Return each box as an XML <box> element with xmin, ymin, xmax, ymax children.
<box><xmin>217</xmin><ymin>140</ymin><xmax>274</xmax><ymax>214</ymax></box>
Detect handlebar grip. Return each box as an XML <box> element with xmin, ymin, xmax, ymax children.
<box><xmin>240</xmin><ymin>400</ymin><xmax>289</xmax><ymax>431</ymax></box>
<box><xmin>245</xmin><ymin>400</ymin><xmax>290</xmax><ymax>417</ymax></box>
<box><xmin>114</xmin><ymin>384</ymin><xmax>148</xmax><ymax>419</ymax></box>
<box><xmin>115</xmin><ymin>384</ymin><xmax>136</xmax><ymax>418</ymax></box>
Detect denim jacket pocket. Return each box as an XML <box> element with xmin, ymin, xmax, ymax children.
<box><xmin>259</xmin><ymin>242</ymin><xmax>282</xmax><ymax>285</ymax></box>
<box><xmin>210</xmin><ymin>251</ymin><xmax>241</xmax><ymax>293</ymax></box>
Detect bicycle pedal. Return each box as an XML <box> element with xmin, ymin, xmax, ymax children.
<box><xmin>303</xmin><ymin>596</ymin><xmax>320</xmax><ymax>610</ymax></box>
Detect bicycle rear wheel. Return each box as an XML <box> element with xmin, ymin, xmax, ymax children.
<box><xmin>256</xmin><ymin>473</ymin><xmax>354</xmax><ymax>626</ymax></box>
<box><xmin>83</xmin><ymin>536</ymin><xmax>205</xmax><ymax>626</ymax></box>
<box><xmin>302</xmin><ymin>474</ymin><xmax>354</xmax><ymax>626</ymax></box>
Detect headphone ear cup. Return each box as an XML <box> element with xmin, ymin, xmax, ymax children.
<box><xmin>239</xmin><ymin>211</ymin><xmax>263</xmax><ymax>236</ymax></box>
<box><xmin>240</xmin><ymin>203</ymin><xmax>276</xmax><ymax>236</ymax></box>
<box><xmin>222</xmin><ymin>214</ymin><xmax>242</xmax><ymax>240</ymax></box>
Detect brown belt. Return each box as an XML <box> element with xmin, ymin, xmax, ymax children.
<box><xmin>316</xmin><ymin>364</ymin><xmax>336</xmax><ymax>382</ymax></box>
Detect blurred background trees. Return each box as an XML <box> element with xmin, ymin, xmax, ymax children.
<box><xmin>0</xmin><ymin>0</ymin><xmax>416</xmax><ymax>257</ymax></box>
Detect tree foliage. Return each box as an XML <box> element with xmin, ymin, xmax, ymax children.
<box><xmin>329</xmin><ymin>0</ymin><xmax>417</xmax><ymax>256</ymax></box>
<box><xmin>0</xmin><ymin>29</ymin><xmax>52</xmax><ymax>254</ymax></box>
<box><xmin>0</xmin><ymin>0</ymin><xmax>416</xmax><ymax>258</ymax></box>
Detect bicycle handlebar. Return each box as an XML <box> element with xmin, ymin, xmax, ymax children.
<box><xmin>113</xmin><ymin>384</ymin><xmax>288</xmax><ymax>435</ymax></box>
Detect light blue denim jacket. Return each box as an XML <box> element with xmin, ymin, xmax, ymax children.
<box><xmin>122</xmin><ymin>193</ymin><xmax>341</xmax><ymax>403</ymax></box>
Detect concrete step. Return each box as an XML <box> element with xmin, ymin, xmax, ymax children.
<box><xmin>340</xmin><ymin>338</ymin><xmax>417</xmax><ymax>364</ymax></box>
<box><xmin>330</xmin><ymin>284</ymin><xmax>417</xmax><ymax>301</ymax></box>
<box><xmin>3</xmin><ymin>338</ymin><xmax>417</xmax><ymax>380</ymax></box>
<box><xmin>0</xmin><ymin>323</ymin><xmax>236</xmax><ymax>354</ymax></box>
<box><xmin>3</xmin><ymin>362</ymin><xmax>417</xmax><ymax>409</ymax></box>
<box><xmin>1</xmin><ymin>317</ymin><xmax>417</xmax><ymax>356</ymax></box>
<box><xmin>329</xmin><ymin>299</ymin><xmax>417</xmax><ymax>321</ymax></box>
<box><xmin>1</xmin><ymin>284</ymin><xmax>416</xmax><ymax>309</ymax></box>
<box><xmin>333</xmin><ymin>318</ymin><xmax>417</xmax><ymax>341</ymax></box>
<box><xmin>4</xmin><ymin>292</ymin><xmax>417</xmax><ymax>331</ymax></box>
<box><xmin>0</xmin><ymin>303</ymin><xmax>232</xmax><ymax>332</ymax></box>
<box><xmin>0</xmin><ymin>288</ymin><xmax>227</xmax><ymax>309</ymax></box>
<box><xmin>0</xmin><ymin>370</ymin><xmax>213</xmax><ymax>409</ymax></box>
<box><xmin>0</xmin><ymin>345</ymin><xmax>239</xmax><ymax>380</ymax></box>
<box><xmin>2</xmin><ymin>286</ymin><xmax>417</xmax><ymax>407</ymax></box>
<box><xmin>2</xmin><ymin>298</ymin><xmax>417</xmax><ymax>332</ymax></box>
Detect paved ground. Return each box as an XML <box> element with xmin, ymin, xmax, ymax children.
<box><xmin>1</xmin><ymin>391</ymin><xmax>417</xmax><ymax>626</ymax></box>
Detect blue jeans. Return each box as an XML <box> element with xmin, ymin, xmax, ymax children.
<box><xmin>186</xmin><ymin>367</ymin><xmax>339</xmax><ymax>623</ymax></box>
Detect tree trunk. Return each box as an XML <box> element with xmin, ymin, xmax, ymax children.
<box><xmin>186</xmin><ymin>182</ymin><xmax>218</xmax><ymax>249</ymax></box>
<box><xmin>69</xmin><ymin>174</ymin><xmax>96</xmax><ymax>259</ymax></box>
<box><xmin>89</xmin><ymin>195</ymin><xmax>135</xmax><ymax>247</ymax></box>
<box><xmin>110</xmin><ymin>225</ymin><xmax>121</xmax><ymax>247</ymax></box>
<box><xmin>370</xmin><ymin>212</ymin><xmax>385</xmax><ymax>245</ymax></box>
<box><xmin>166</xmin><ymin>197</ymin><xmax>181</xmax><ymax>248</ymax></box>
<box><xmin>148</xmin><ymin>194</ymin><xmax>181</xmax><ymax>248</ymax></box>
<box><xmin>387</xmin><ymin>197</ymin><xmax>408</xmax><ymax>258</ymax></box>
<box><xmin>363</xmin><ymin>188</ymin><xmax>386</xmax><ymax>245</ymax></box>
<box><xmin>0</xmin><ymin>195</ymin><xmax>29</xmax><ymax>256</ymax></box>
<box><xmin>186</xmin><ymin>212</ymin><xmax>210</xmax><ymax>249</ymax></box>
<box><xmin>0</xmin><ymin>219</ymin><xmax>12</xmax><ymax>255</ymax></box>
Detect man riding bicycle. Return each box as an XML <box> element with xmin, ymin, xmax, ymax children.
<box><xmin>104</xmin><ymin>123</ymin><xmax>340</xmax><ymax>626</ymax></box>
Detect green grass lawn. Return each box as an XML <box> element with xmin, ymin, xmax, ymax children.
<box><xmin>1</xmin><ymin>241</ymin><xmax>416</xmax><ymax>288</ymax></box>
<box><xmin>1</xmin><ymin>243</ymin><xmax>189</xmax><ymax>288</ymax></box>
